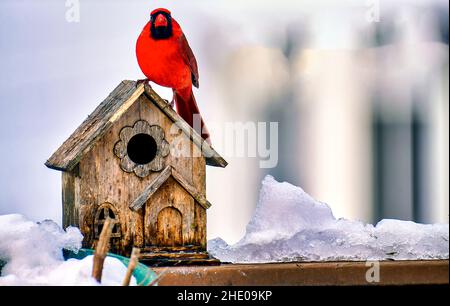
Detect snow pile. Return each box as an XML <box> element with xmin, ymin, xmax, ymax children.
<box><xmin>0</xmin><ymin>214</ymin><xmax>136</xmax><ymax>285</ymax></box>
<box><xmin>208</xmin><ymin>176</ymin><xmax>449</xmax><ymax>263</ymax></box>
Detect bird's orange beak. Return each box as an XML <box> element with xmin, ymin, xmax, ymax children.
<box><xmin>154</xmin><ymin>14</ymin><xmax>168</xmax><ymax>28</ymax></box>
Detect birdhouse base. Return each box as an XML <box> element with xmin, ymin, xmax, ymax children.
<box><xmin>139</xmin><ymin>247</ymin><xmax>220</xmax><ymax>266</ymax></box>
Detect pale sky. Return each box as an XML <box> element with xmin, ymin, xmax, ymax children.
<box><xmin>0</xmin><ymin>0</ymin><xmax>447</xmax><ymax>244</ymax></box>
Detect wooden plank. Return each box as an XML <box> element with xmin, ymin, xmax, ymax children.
<box><xmin>140</xmin><ymin>252</ymin><xmax>210</xmax><ymax>260</ymax></box>
<box><xmin>129</xmin><ymin>166</ymin><xmax>172</xmax><ymax>211</ymax></box>
<box><xmin>143</xmin><ymin>83</ymin><xmax>227</xmax><ymax>168</ymax></box>
<box><xmin>171</xmin><ymin>167</ymin><xmax>211</xmax><ymax>209</ymax></box>
<box><xmin>192</xmin><ymin>153</ymin><xmax>206</xmax><ymax>248</ymax></box>
<box><xmin>142</xmin><ymin>245</ymin><xmax>203</xmax><ymax>252</ymax></box>
<box><xmin>62</xmin><ymin>171</ymin><xmax>75</xmax><ymax>228</ymax></box>
<box><xmin>194</xmin><ymin>203</ymin><xmax>206</xmax><ymax>249</ymax></box>
<box><xmin>45</xmin><ymin>81</ymin><xmax>144</xmax><ymax>171</ymax></box>
<box><xmin>192</xmin><ymin>154</ymin><xmax>206</xmax><ymax>196</ymax></box>
<box><xmin>152</xmin><ymin>260</ymin><xmax>450</xmax><ymax>286</ymax></box>
<box><xmin>61</xmin><ymin>165</ymin><xmax>81</xmax><ymax>229</ymax></box>
<box><xmin>130</xmin><ymin>166</ymin><xmax>211</xmax><ymax>211</ymax></box>
<box><xmin>142</xmin><ymin>257</ymin><xmax>220</xmax><ymax>267</ymax></box>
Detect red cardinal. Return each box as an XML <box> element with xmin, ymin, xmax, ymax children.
<box><xmin>136</xmin><ymin>8</ymin><xmax>211</xmax><ymax>144</ymax></box>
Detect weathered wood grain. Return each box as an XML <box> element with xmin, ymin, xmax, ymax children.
<box><xmin>46</xmin><ymin>80</ymin><xmax>227</xmax><ymax>172</ymax></box>
<box><xmin>142</xmin><ymin>245</ymin><xmax>203</xmax><ymax>252</ymax></box>
<box><xmin>62</xmin><ymin>171</ymin><xmax>75</xmax><ymax>228</ymax></box>
<box><xmin>46</xmin><ymin>81</ymin><xmax>144</xmax><ymax>171</ymax></box>
<box><xmin>171</xmin><ymin>167</ymin><xmax>211</xmax><ymax>209</ymax></box>
<box><xmin>156</xmin><ymin>207</ymin><xmax>183</xmax><ymax>246</ymax></box>
<box><xmin>194</xmin><ymin>203</ymin><xmax>207</xmax><ymax>249</ymax></box>
<box><xmin>130</xmin><ymin>166</ymin><xmax>211</xmax><ymax>211</ymax></box>
<box><xmin>62</xmin><ymin>166</ymin><xmax>80</xmax><ymax>228</ymax></box>
<box><xmin>129</xmin><ymin>166</ymin><xmax>172</xmax><ymax>211</ymax></box>
<box><xmin>92</xmin><ymin>218</ymin><xmax>113</xmax><ymax>283</ymax></box>
<box><xmin>78</xmin><ymin>100</ymin><xmax>147</xmax><ymax>255</ymax></box>
<box><xmin>144</xmin><ymin>177</ymin><xmax>195</xmax><ymax>246</ymax></box>
<box><xmin>76</xmin><ymin>93</ymin><xmax>208</xmax><ymax>255</ymax></box>
<box><xmin>114</xmin><ymin>120</ymin><xmax>170</xmax><ymax>176</ymax></box>
<box><xmin>152</xmin><ymin>260</ymin><xmax>450</xmax><ymax>286</ymax></box>
<box><xmin>140</xmin><ymin>256</ymin><xmax>220</xmax><ymax>266</ymax></box>
<box><xmin>50</xmin><ymin>80</ymin><xmax>222</xmax><ymax>260</ymax></box>
<box><xmin>122</xmin><ymin>247</ymin><xmax>140</xmax><ymax>286</ymax></box>
<box><xmin>93</xmin><ymin>203</ymin><xmax>121</xmax><ymax>239</ymax></box>
<box><xmin>141</xmin><ymin>252</ymin><xmax>210</xmax><ymax>260</ymax></box>
<box><xmin>143</xmin><ymin>83</ymin><xmax>227</xmax><ymax>168</ymax></box>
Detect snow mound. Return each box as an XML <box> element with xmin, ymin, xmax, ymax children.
<box><xmin>208</xmin><ymin>176</ymin><xmax>449</xmax><ymax>263</ymax></box>
<box><xmin>0</xmin><ymin>214</ymin><xmax>136</xmax><ymax>286</ymax></box>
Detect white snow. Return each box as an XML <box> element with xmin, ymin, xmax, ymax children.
<box><xmin>0</xmin><ymin>214</ymin><xmax>136</xmax><ymax>286</ymax></box>
<box><xmin>208</xmin><ymin>175</ymin><xmax>449</xmax><ymax>263</ymax></box>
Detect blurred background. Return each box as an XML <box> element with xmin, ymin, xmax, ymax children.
<box><xmin>0</xmin><ymin>0</ymin><xmax>448</xmax><ymax>244</ymax></box>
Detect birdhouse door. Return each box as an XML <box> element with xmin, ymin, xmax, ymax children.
<box><xmin>156</xmin><ymin>207</ymin><xmax>183</xmax><ymax>246</ymax></box>
<box><xmin>143</xmin><ymin>177</ymin><xmax>194</xmax><ymax>248</ymax></box>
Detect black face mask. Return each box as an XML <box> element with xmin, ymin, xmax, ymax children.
<box><xmin>150</xmin><ymin>12</ymin><xmax>173</xmax><ymax>39</ymax></box>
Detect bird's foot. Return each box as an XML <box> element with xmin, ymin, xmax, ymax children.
<box><xmin>136</xmin><ymin>78</ymin><xmax>149</xmax><ymax>87</ymax></box>
<box><xmin>162</xmin><ymin>99</ymin><xmax>175</xmax><ymax>109</ymax></box>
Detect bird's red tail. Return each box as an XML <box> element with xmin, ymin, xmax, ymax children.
<box><xmin>173</xmin><ymin>87</ymin><xmax>211</xmax><ymax>144</ymax></box>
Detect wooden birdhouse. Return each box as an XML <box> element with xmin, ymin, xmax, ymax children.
<box><xmin>45</xmin><ymin>80</ymin><xmax>227</xmax><ymax>265</ymax></box>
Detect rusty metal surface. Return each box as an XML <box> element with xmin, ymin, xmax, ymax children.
<box><xmin>152</xmin><ymin>260</ymin><xmax>449</xmax><ymax>286</ymax></box>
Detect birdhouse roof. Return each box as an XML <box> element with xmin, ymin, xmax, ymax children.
<box><xmin>129</xmin><ymin>165</ymin><xmax>212</xmax><ymax>211</ymax></box>
<box><xmin>45</xmin><ymin>80</ymin><xmax>227</xmax><ymax>171</ymax></box>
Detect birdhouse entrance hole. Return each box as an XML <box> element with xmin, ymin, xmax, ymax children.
<box><xmin>127</xmin><ymin>133</ymin><xmax>157</xmax><ymax>165</ymax></box>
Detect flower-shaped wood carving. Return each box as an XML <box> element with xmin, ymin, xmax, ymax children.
<box><xmin>114</xmin><ymin>120</ymin><xmax>170</xmax><ymax>177</ymax></box>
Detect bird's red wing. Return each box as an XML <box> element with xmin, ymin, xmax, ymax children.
<box><xmin>179</xmin><ymin>33</ymin><xmax>199</xmax><ymax>88</ymax></box>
